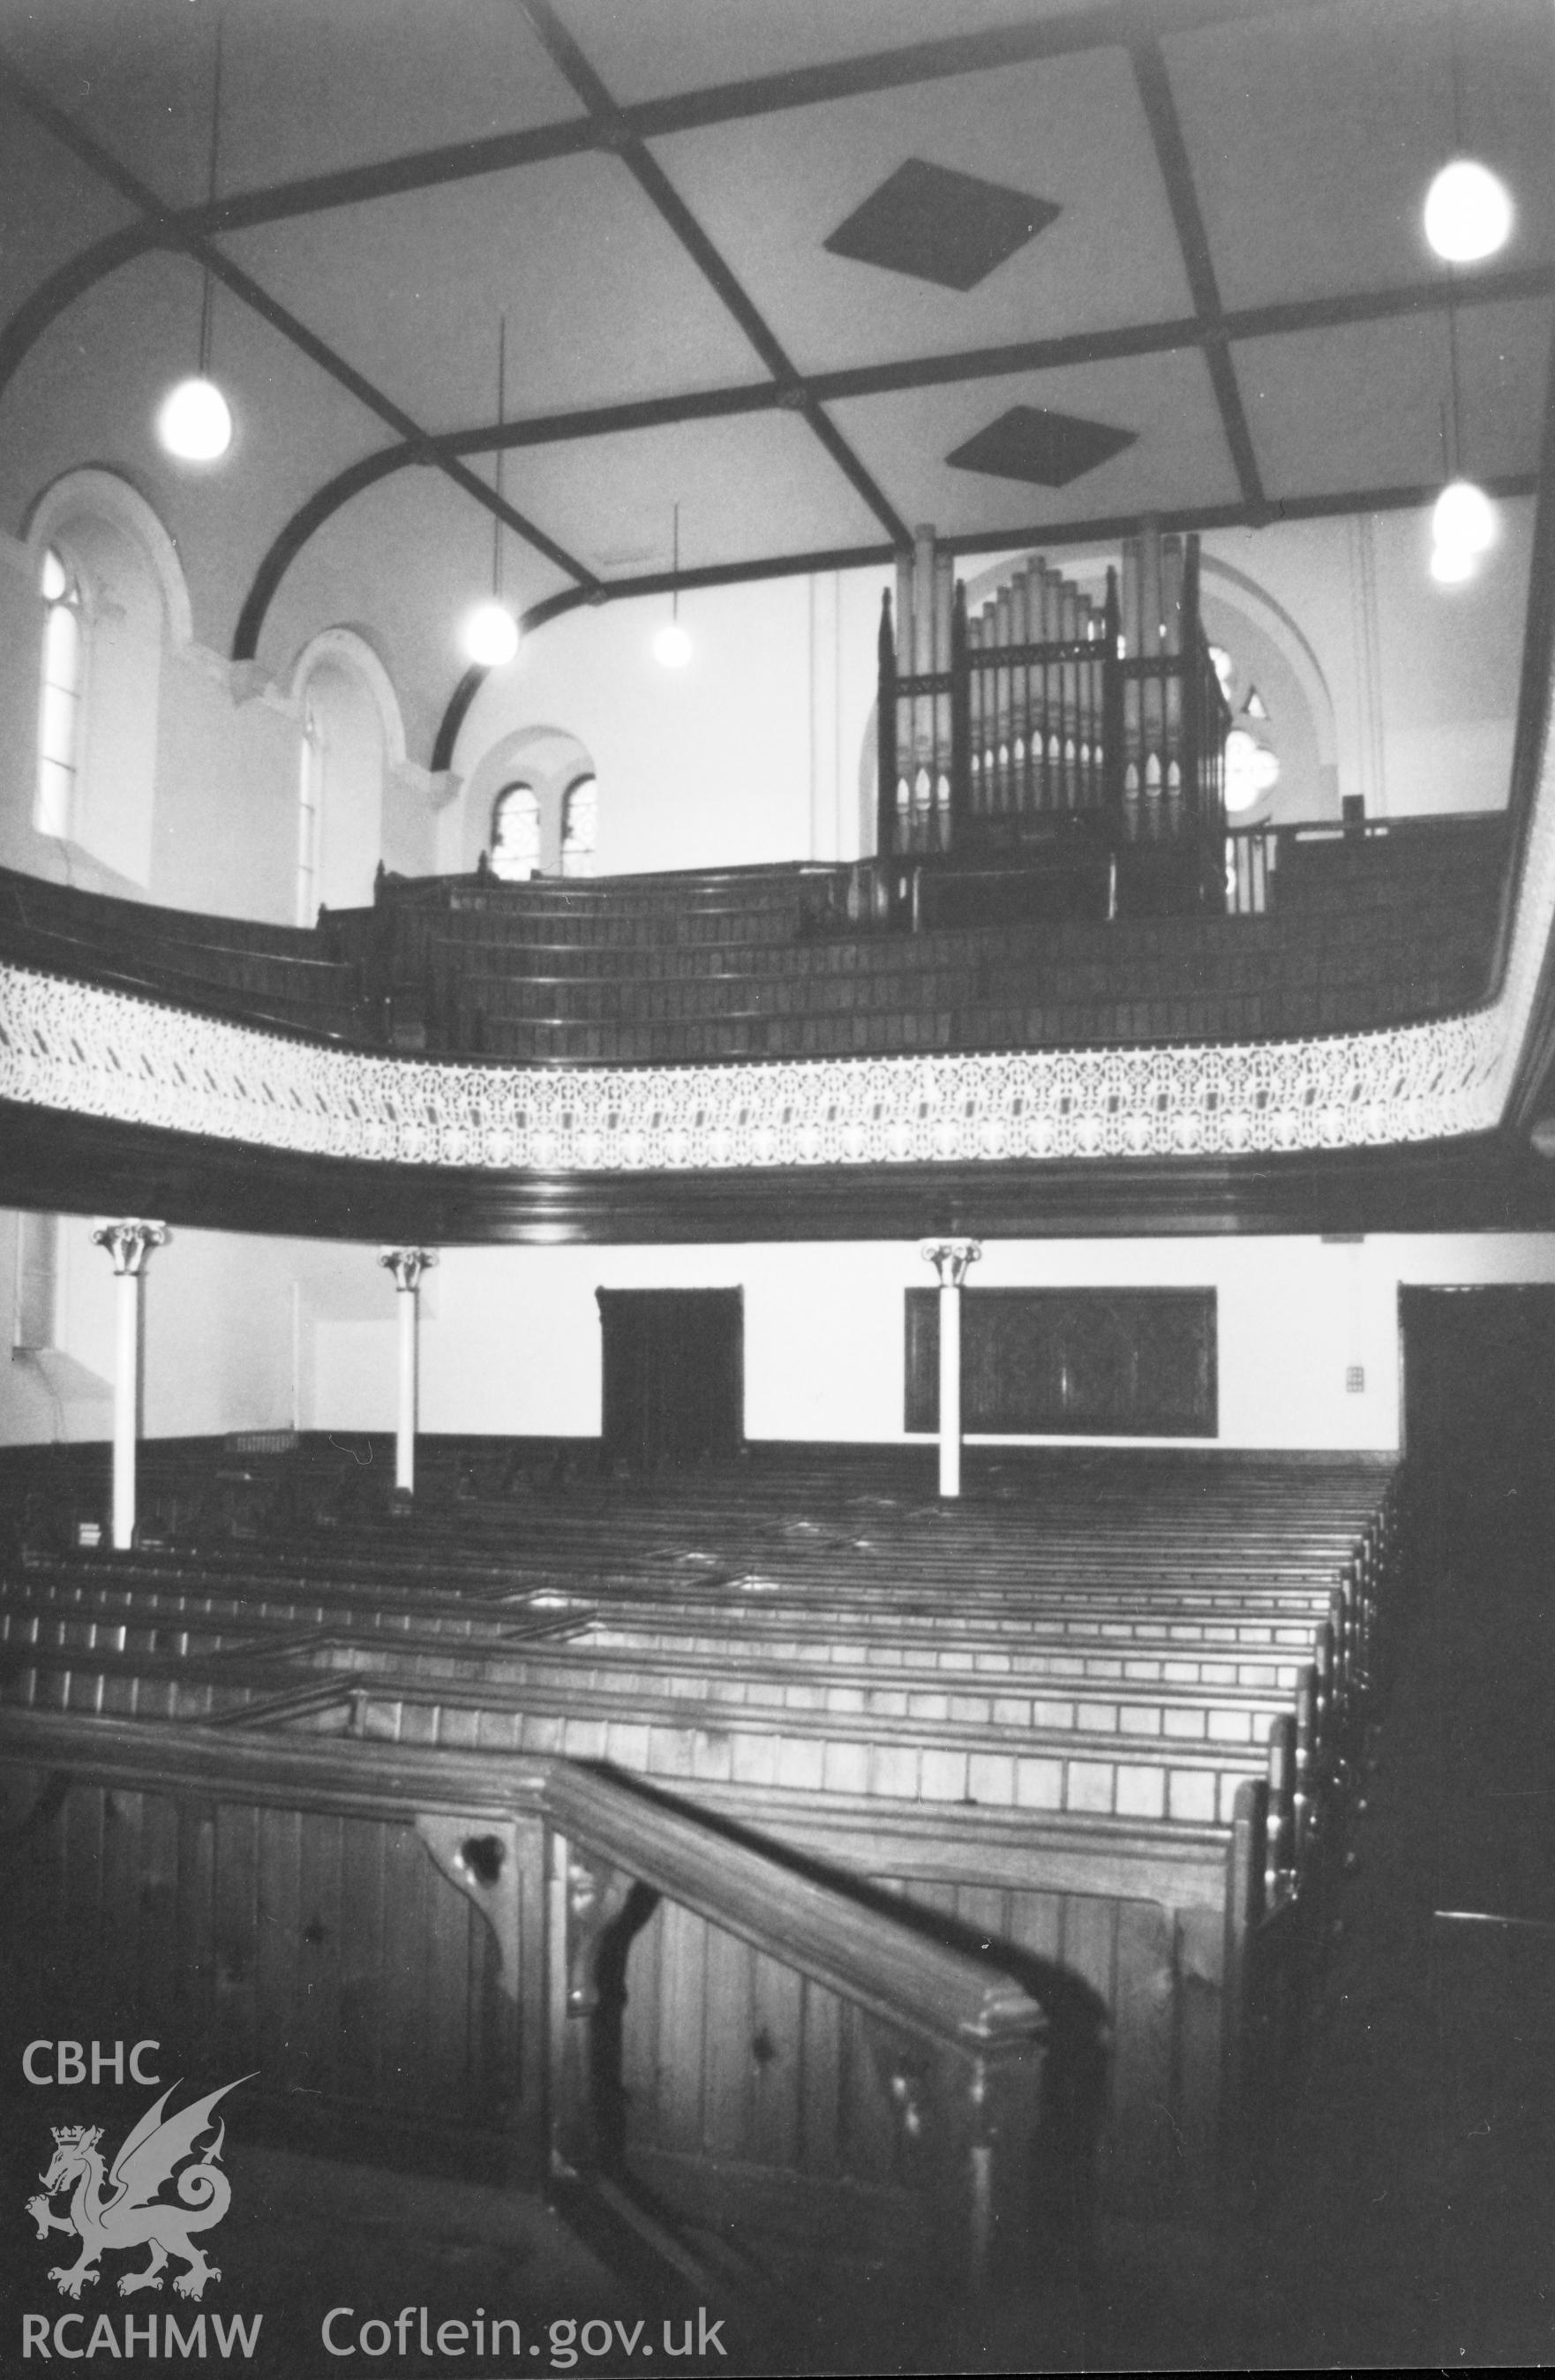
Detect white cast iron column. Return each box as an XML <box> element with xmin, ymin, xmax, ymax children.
<box><xmin>920</xmin><ymin>1237</ymin><xmax>981</xmax><ymax>1498</ymax></box>
<box><xmin>378</xmin><ymin>1247</ymin><xmax>437</xmax><ymax>1499</ymax></box>
<box><xmin>91</xmin><ymin>1219</ymin><xmax>167</xmax><ymax>1550</ymax></box>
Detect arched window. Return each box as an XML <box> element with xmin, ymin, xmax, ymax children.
<box><xmin>459</xmin><ymin>728</ymin><xmax>599</xmax><ymax>877</ymax></box>
<box><xmin>35</xmin><ymin>546</ymin><xmax>84</xmax><ymax>839</ymax></box>
<box><xmin>288</xmin><ymin>629</ymin><xmax>404</xmax><ymax>917</ymax></box>
<box><xmin>491</xmin><ymin>783</ymin><xmax>541</xmax><ymax>880</ymax></box>
<box><xmin>1209</xmin><ymin>643</ymin><xmax>1281</xmax><ymax>818</ymax></box>
<box><xmin>297</xmin><ymin>694</ymin><xmax>323</xmax><ymax>923</ymax></box>
<box><xmin>560</xmin><ymin>774</ymin><xmax>597</xmax><ymax>877</ymax></box>
<box><xmin>24</xmin><ymin>471</ymin><xmax>191</xmax><ymax>883</ymax></box>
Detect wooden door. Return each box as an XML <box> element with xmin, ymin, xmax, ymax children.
<box><xmin>1401</xmin><ymin>1284</ymin><xmax>1555</xmax><ymax>1532</ymax></box>
<box><xmin>597</xmin><ymin>1289</ymin><xmax>743</xmax><ymax>1472</ymax></box>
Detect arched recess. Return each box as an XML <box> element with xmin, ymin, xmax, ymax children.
<box><xmin>18</xmin><ymin>469</ymin><xmax>192</xmax><ymax>884</ymax></box>
<box><xmin>457</xmin><ymin>726</ymin><xmax>598</xmax><ymax>877</ymax></box>
<box><xmin>26</xmin><ymin>468</ymin><xmax>193</xmax><ymax>652</ymax></box>
<box><xmin>289</xmin><ymin>628</ymin><xmax>402</xmax><ymax>919</ymax></box>
<box><xmin>1198</xmin><ymin>554</ymin><xmax>1339</xmax><ymax>825</ymax></box>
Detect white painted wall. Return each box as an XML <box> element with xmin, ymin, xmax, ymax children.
<box><xmin>444</xmin><ymin>567</ymin><xmax>891</xmax><ymax>877</ymax></box>
<box><xmin>6</xmin><ymin>1219</ymin><xmax>1555</xmax><ymax>1457</ymax></box>
<box><xmin>319</xmin><ymin>1229</ymin><xmax>1555</xmax><ymax>1457</ymax></box>
<box><xmin>1203</xmin><ymin>501</ymin><xmax>1533</xmax><ymax>820</ymax></box>
<box><xmin>0</xmin><ymin>486</ymin><xmax>1530</xmax><ymax>925</ymax></box>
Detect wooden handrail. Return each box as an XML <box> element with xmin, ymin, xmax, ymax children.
<box><xmin>0</xmin><ymin>1706</ymin><xmax>1048</xmax><ymax>2293</ymax></box>
<box><xmin>543</xmin><ymin>1759</ymin><xmax>1042</xmax><ymax>2057</ymax></box>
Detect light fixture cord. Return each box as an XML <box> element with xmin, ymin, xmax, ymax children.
<box><xmin>197</xmin><ymin>13</ymin><xmax>224</xmax><ymax>377</ymax></box>
<box><xmin>1446</xmin><ymin>305</ymin><xmax>1465</xmax><ymax>478</ymax></box>
<box><xmin>492</xmin><ymin>315</ymin><xmax>507</xmax><ymax>602</ymax></box>
<box><xmin>1442</xmin><ymin>0</ymin><xmax>1466</xmax><ymax>482</ymax></box>
<box><xmin>672</xmin><ymin>501</ymin><xmax>680</xmax><ymax>622</ymax></box>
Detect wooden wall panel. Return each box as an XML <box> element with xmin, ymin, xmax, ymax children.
<box><xmin>0</xmin><ymin>1756</ymin><xmax>1228</xmax><ymax>2235</ymax></box>
<box><xmin>906</xmin><ymin>1288</ymin><xmax>1217</xmax><ymax>1436</ymax></box>
<box><xmin>748</xmin><ymin>1951</ymin><xmax>804</xmax><ymax>2172</ymax></box>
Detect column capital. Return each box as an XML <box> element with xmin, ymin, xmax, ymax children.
<box><xmin>91</xmin><ymin>1219</ymin><xmax>167</xmax><ymax>1277</ymax></box>
<box><xmin>920</xmin><ymin>1237</ymin><xmax>981</xmax><ymax>1290</ymax></box>
<box><xmin>379</xmin><ymin>1246</ymin><xmax>438</xmax><ymax>1294</ymax></box>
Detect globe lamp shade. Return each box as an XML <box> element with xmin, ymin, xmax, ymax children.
<box><xmin>463</xmin><ymin>600</ymin><xmax>520</xmax><ymax>668</ymax></box>
<box><xmin>157</xmin><ymin>375</ymin><xmax>233</xmax><ymax>463</ymax></box>
<box><xmin>1430</xmin><ymin>539</ymin><xmax>1477</xmax><ymax>586</ymax></box>
<box><xmin>1431</xmin><ymin>478</ymin><xmax>1496</xmax><ymax>559</ymax></box>
<box><xmin>1424</xmin><ymin>159</ymin><xmax>1514</xmax><ymax>264</ymax></box>
<box><xmin>653</xmin><ymin>619</ymin><xmax>693</xmax><ymax>669</ymax></box>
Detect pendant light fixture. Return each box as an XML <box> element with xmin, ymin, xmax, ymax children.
<box><xmin>1424</xmin><ymin>0</ymin><xmax>1512</xmax><ymax>265</ymax></box>
<box><xmin>652</xmin><ymin>504</ymin><xmax>693</xmax><ymax>668</ymax></box>
<box><xmin>462</xmin><ymin>317</ymin><xmax>519</xmax><ymax>669</ymax></box>
<box><xmin>1424</xmin><ymin>158</ymin><xmax>1513</xmax><ymax>265</ymax></box>
<box><xmin>1424</xmin><ymin>5</ymin><xmax>1502</xmax><ymax>589</ymax></box>
<box><xmin>158</xmin><ymin>17</ymin><xmax>234</xmax><ymax>463</ymax></box>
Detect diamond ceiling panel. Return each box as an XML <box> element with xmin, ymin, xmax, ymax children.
<box><xmin>823</xmin><ymin>158</ymin><xmax>1059</xmax><ymax>293</ymax></box>
<box><xmin>650</xmin><ymin>45</ymin><xmax>1194</xmax><ymax>374</ymax></box>
<box><xmin>0</xmin><ymin>0</ymin><xmax>1548</xmax><ymax>637</ymax></box>
<box><xmin>946</xmin><ymin>403</ymin><xmax>1136</xmax><ymax>486</ymax></box>
<box><xmin>829</xmin><ymin>348</ymin><xmax>1241</xmax><ymax>542</ymax></box>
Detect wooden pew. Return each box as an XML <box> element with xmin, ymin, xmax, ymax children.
<box><xmin>0</xmin><ymin>1706</ymin><xmax>1048</xmax><ymax>2308</ymax></box>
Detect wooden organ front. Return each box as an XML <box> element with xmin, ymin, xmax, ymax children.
<box><xmin>877</xmin><ymin>520</ymin><xmax>1230</xmax><ymax>917</ymax></box>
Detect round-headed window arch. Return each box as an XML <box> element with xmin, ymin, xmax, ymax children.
<box><xmin>560</xmin><ymin>774</ymin><xmax>597</xmax><ymax>877</ymax></box>
<box><xmin>36</xmin><ymin>546</ymin><xmax>84</xmax><ymax>839</ymax></box>
<box><xmin>288</xmin><ymin>629</ymin><xmax>406</xmax><ymax>921</ymax></box>
<box><xmin>22</xmin><ymin>468</ymin><xmax>192</xmax><ymax>883</ymax></box>
<box><xmin>460</xmin><ymin>727</ymin><xmax>599</xmax><ymax>877</ymax></box>
<box><xmin>491</xmin><ymin>782</ymin><xmax>542</xmax><ymax>879</ymax></box>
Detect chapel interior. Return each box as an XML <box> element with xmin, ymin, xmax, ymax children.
<box><xmin>2</xmin><ymin>1</ymin><xmax>1555</xmax><ymax>2370</ymax></box>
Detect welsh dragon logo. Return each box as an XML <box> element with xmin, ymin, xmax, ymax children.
<box><xmin>26</xmin><ymin>2075</ymin><xmax>252</xmax><ymax>2302</ymax></box>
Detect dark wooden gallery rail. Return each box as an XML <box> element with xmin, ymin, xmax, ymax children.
<box><xmin>0</xmin><ymin>810</ymin><xmax>1505</xmax><ymax>1078</ymax></box>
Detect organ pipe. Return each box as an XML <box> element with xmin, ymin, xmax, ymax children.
<box><xmin>875</xmin><ymin>523</ymin><xmax>1227</xmax><ymax>885</ymax></box>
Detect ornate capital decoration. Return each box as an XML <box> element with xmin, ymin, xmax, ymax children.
<box><xmin>378</xmin><ymin>1246</ymin><xmax>437</xmax><ymax>1293</ymax></box>
<box><xmin>90</xmin><ymin>1218</ymin><xmax>167</xmax><ymax>1277</ymax></box>
<box><xmin>920</xmin><ymin>1237</ymin><xmax>981</xmax><ymax>1290</ymax></box>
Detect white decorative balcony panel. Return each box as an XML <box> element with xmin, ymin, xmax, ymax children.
<box><xmin>0</xmin><ymin>723</ymin><xmax>1550</xmax><ymax>1178</ymax></box>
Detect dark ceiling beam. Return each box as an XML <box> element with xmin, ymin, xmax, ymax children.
<box><xmin>231</xmin><ymin>448</ymin><xmax>426</xmax><ymax>664</ymax></box>
<box><xmin>424</xmin><ymin>262</ymin><xmax>1555</xmax><ymax>459</ymax></box>
<box><xmin>518</xmin><ymin>0</ymin><xmax>912</xmax><ymax>548</ymax></box>
<box><xmin>218</xmin><ymin>250</ymin><xmax>1551</xmax><ymax>662</ymax></box>
<box><xmin>124</xmin><ymin>0</ymin><xmax>1312</xmax><ymax>245</ymax></box>
<box><xmin>0</xmin><ymin>49</ymin><xmax>598</xmax><ymax>594</ymax></box>
<box><xmin>0</xmin><ymin>222</ymin><xmax>162</xmax><ymax>405</ymax></box>
<box><xmin>424</xmin><ymin>468</ymin><xmax>1538</xmax><ymax>772</ymax></box>
<box><xmin>1130</xmin><ymin>35</ymin><xmax>1267</xmax><ymax>518</ymax></box>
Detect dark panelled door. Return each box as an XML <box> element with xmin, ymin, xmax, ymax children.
<box><xmin>597</xmin><ymin>1289</ymin><xmax>744</xmax><ymax>1472</ymax></box>
<box><xmin>1401</xmin><ymin>1284</ymin><xmax>1555</xmax><ymax>1527</ymax></box>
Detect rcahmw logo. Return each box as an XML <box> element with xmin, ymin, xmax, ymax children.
<box><xmin>21</xmin><ymin>2071</ymin><xmax>263</xmax><ymax>2360</ymax></box>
